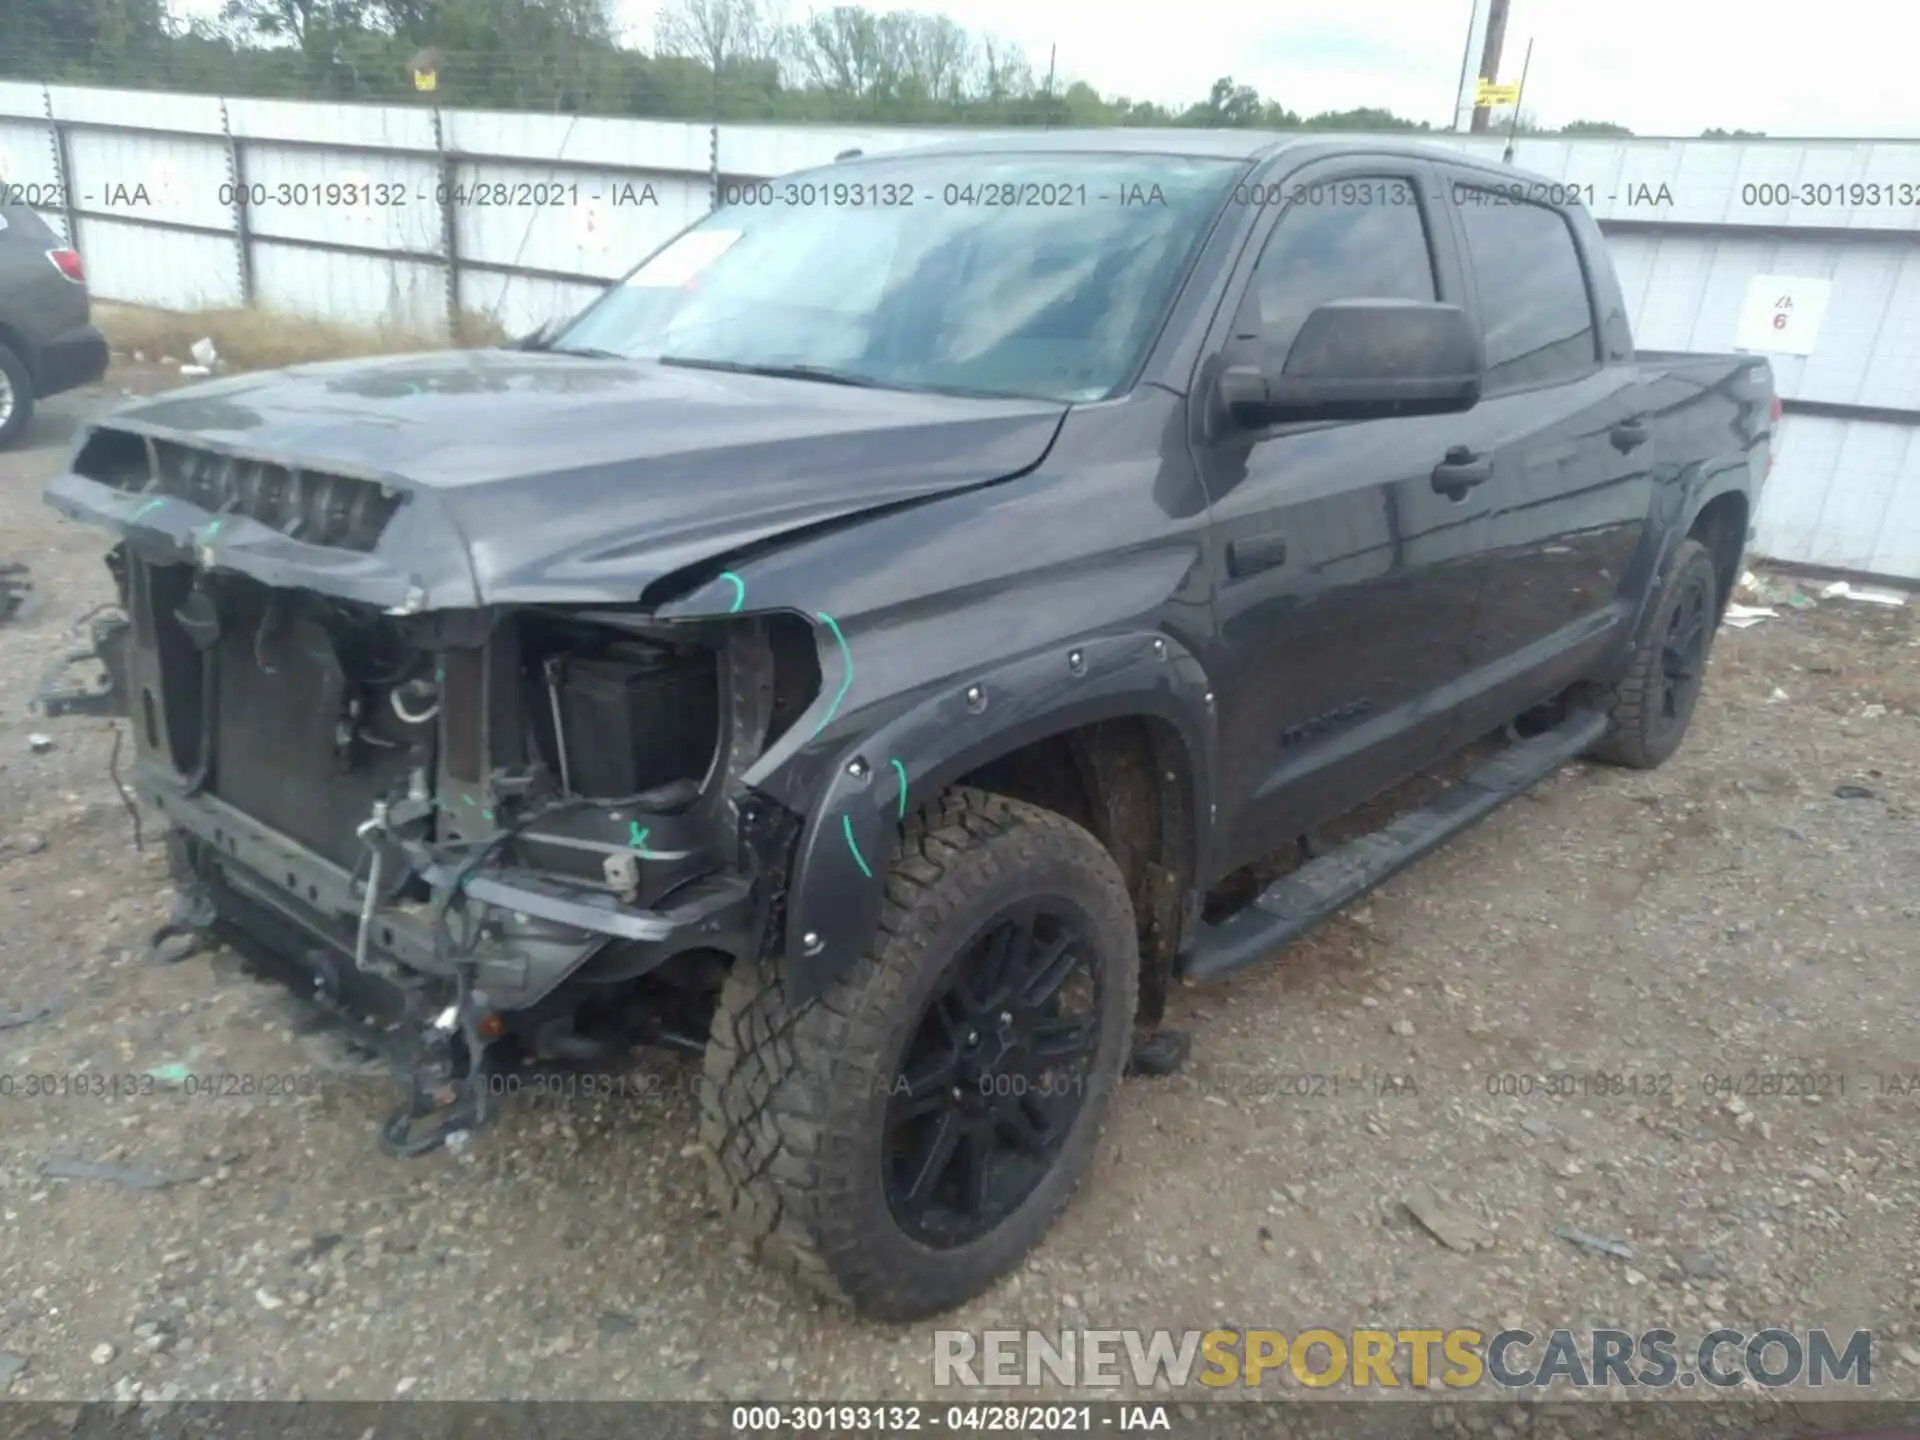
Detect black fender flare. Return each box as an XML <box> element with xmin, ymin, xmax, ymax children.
<box><xmin>778</xmin><ymin>627</ymin><xmax>1216</xmax><ymax>1002</ymax></box>
<box><xmin>1618</xmin><ymin>460</ymin><xmax>1754</xmax><ymax>655</ymax></box>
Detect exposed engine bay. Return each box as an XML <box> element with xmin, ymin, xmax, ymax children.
<box><xmin>69</xmin><ymin>540</ymin><xmax>821</xmax><ymax>1153</ymax></box>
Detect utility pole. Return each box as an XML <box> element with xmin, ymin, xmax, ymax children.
<box><xmin>1452</xmin><ymin>0</ymin><xmax>1489</xmax><ymax>132</ymax></box>
<box><xmin>1502</xmin><ymin>37</ymin><xmax>1533</xmax><ymax>163</ymax></box>
<box><xmin>1042</xmin><ymin>44</ymin><xmax>1057</xmax><ymax>129</ymax></box>
<box><xmin>1469</xmin><ymin>0</ymin><xmax>1510</xmax><ymax>134</ymax></box>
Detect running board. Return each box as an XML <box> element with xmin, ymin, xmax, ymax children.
<box><xmin>1179</xmin><ymin>708</ymin><xmax>1609</xmax><ymax>983</ymax></box>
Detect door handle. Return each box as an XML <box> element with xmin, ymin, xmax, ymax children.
<box><xmin>1227</xmin><ymin>531</ymin><xmax>1288</xmax><ymax>578</ymax></box>
<box><xmin>1431</xmin><ymin>446</ymin><xmax>1492</xmax><ymax>499</ymax></box>
<box><xmin>1610</xmin><ymin>416</ymin><xmax>1649</xmax><ymax>453</ymax></box>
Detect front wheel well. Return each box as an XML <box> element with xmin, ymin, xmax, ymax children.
<box><xmin>953</xmin><ymin>715</ymin><xmax>1194</xmax><ymax>1027</ymax></box>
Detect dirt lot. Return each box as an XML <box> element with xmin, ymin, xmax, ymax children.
<box><xmin>2</xmin><ymin>366</ymin><xmax>1918</xmax><ymax>1423</ymax></box>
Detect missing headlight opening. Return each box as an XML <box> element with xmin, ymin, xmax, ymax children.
<box><xmin>105</xmin><ymin>543</ymin><xmax>821</xmax><ymax>1154</ymax></box>
<box><xmin>521</xmin><ymin>615</ymin><xmax>721</xmax><ymax>805</ymax></box>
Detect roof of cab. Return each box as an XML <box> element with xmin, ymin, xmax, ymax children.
<box><xmin>820</xmin><ymin>129</ymin><xmax>1545</xmax><ymax>182</ymax></box>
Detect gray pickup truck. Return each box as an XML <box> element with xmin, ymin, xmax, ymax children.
<box><xmin>39</xmin><ymin>133</ymin><xmax>1774</xmax><ymax>1320</ymax></box>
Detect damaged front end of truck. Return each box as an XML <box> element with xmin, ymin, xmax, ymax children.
<box><xmin>36</xmin><ymin>415</ymin><xmax>871</xmax><ymax>1156</ymax></box>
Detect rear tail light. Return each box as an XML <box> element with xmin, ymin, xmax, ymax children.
<box><xmin>46</xmin><ymin>248</ymin><xmax>85</xmax><ymax>283</ymax></box>
<box><xmin>1770</xmin><ymin>395</ymin><xmax>1783</xmax><ymax>423</ymax></box>
<box><xmin>1767</xmin><ymin>394</ymin><xmax>1782</xmax><ymax>475</ymax></box>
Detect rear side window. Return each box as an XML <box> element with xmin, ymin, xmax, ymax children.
<box><xmin>1453</xmin><ymin>188</ymin><xmax>1598</xmax><ymax>392</ymax></box>
<box><xmin>1237</xmin><ymin>177</ymin><xmax>1437</xmax><ymax>361</ymax></box>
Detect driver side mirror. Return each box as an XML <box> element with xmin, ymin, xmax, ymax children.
<box><xmin>1221</xmin><ymin>299</ymin><xmax>1485</xmax><ymax>426</ymax></box>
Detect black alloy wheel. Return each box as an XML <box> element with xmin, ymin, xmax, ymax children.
<box><xmin>883</xmin><ymin>898</ymin><xmax>1103</xmax><ymax>1248</ymax></box>
<box><xmin>1656</xmin><ymin>564</ymin><xmax>1713</xmax><ymax>737</ymax></box>
<box><xmin>1587</xmin><ymin>538</ymin><xmax>1723</xmax><ymax>770</ymax></box>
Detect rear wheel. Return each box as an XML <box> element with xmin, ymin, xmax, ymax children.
<box><xmin>699</xmin><ymin>788</ymin><xmax>1138</xmax><ymax>1320</ymax></box>
<box><xmin>0</xmin><ymin>341</ymin><xmax>33</xmax><ymax>450</ymax></box>
<box><xmin>1588</xmin><ymin>538</ymin><xmax>1720</xmax><ymax>769</ymax></box>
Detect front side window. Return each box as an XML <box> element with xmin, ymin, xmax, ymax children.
<box><xmin>552</xmin><ymin>154</ymin><xmax>1246</xmax><ymax>403</ymax></box>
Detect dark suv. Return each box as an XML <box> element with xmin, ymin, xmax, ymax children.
<box><xmin>0</xmin><ymin>203</ymin><xmax>110</xmax><ymax>448</ymax></box>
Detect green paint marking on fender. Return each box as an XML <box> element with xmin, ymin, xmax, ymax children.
<box><xmin>718</xmin><ymin>571</ymin><xmax>746</xmax><ymax>614</ymax></box>
<box><xmin>628</xmin><ymin>823</ymin><xmax>652</xmax><ymax>855</ymax></box>
<box><xmin>203</xmin><ymin>519</ymin><xmax>225</xmax><ymax>541</ymax></box>
<box><xmin>132</xmin><ymin>498</ymin><xmax>165</xmax><ymax>520</ymax></box>
<box><xmin>482</xmin><ymin>809</ymin><xmax>494</xmax><ymax>821</ymax></box>
<box><xmin>890</xmin><ymin>758</ymin><xmax>908</xmax><ymax>819</ymax></box>
<box><xmin>842</xmin><ymin>814</ymin><xmax>872</xmax><ymax>878</ymax></box>
<box><xmin>812</xmin><ymin>612</ymin><xmax>853</xmax><ymax>738</ymax></box>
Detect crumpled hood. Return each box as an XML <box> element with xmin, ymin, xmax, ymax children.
<box><xmin>46</xmin><ymin>348</ymin><xmax>1069</xmax><ymax>609</ymax></box>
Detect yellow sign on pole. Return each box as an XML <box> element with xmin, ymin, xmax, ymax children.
<box><xmin>413</xmin><ymin>68</ymin><xmax>438</xmax><ymax>92</ymax></box>
<box><xmin>1475</xmin><ymin>79</ymin><xmax>1520</xmax><ymax>107</ymax></box>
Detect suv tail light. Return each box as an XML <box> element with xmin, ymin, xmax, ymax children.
<box><xmin>46</xmin><ymin>248</ymin><xmax>85</xmax><ymax>283</ymax></box>
<box><xmin>1767</xmin><ymin>394</ymin><xmax>1783</xmax><ymax>476</ymax></box>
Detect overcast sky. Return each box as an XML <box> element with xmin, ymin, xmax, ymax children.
<box><xmin>609</xmin><ymin>0</ymin><xmax>1910</xmax><ymax>137</ymax></box>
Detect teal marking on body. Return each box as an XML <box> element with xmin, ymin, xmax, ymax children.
<box><xmin>628</xmin><ymin>823</ymin><xmax>652</xmax><ymax>855</ymax></box>
<box><xmin>203</xmin><ymin>520</ymin><xmax>225</xmax><ymax>541</ymax></box>
<box><xmin>132</xmin><ymin>498</ymin><xmax>165</xmax><ymax>521</ymax></box>
<box><xmin>718</xmin><ymin>571</ymin><xmax>746</xmax><ymax>614</ymax></box>
<box><xmin>482</xmin><ymin>809</ymin><xmax>494</xmax><ymax>821</ymax></box>
<box><xmin>842</xmin><ymin>814</ymin><xmax>872</xmax><ymax>878</ymax></box>
<box><xmin>890</xmin><ymin>758</ymin><xmax>908</xmax><ymax>819</ymax></box>
<box><xmin>812</xmin><ymin>612</ymin><xmax>853</xmax><ymax>738</ymax></box>
<box><xmin>462</xmin><ymin>795</ymin><xmax>476</xmax><ymax>806</ymax></box>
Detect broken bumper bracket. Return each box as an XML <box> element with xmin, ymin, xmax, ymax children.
<box><xmin>145</xmin><ymin>884</ymin><xmax>220</xmax><ymax>966</ymax></box>
<box><xmin>379</xmin><ymin>1005</ymin><xmax>496</xmax><ymax>1159</ymax></box>
<box><xmin>34</xmin><ymin>611</ymin><xmax>132</xmax><ymax>719</ymax></box>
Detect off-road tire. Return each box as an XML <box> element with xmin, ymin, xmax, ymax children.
<box><xmin>699</xmin><ymin>787</ymin><xmax>1139</xmax><ymax>1320</ymax></box>
<box><xmin>1588</xmin><ymin>538</ymin><xmax>1721</xmax><ymax>770</ymax></box>
<box><xmin>0</xmin><ymin>341</ymin><xmax>34</xmax><ymax>450</ymax></box>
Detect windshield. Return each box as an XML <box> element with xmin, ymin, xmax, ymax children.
<box><xmin>550</xmin><ymin>153</ymin><xmax>1246</xmax><ymax>403</ymax></box>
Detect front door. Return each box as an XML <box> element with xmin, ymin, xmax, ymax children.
<box><xmin>1194</xmin><ymin>161</ymin><xmax>1499</xmax><ymax>876</ymax></box>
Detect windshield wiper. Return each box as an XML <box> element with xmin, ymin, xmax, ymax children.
<box><xmin>538</xmin><ymin>343</ymin><xmax>628</xmax><ymax>360</ymax></box>
<box><xmin>655</xmin><ymin>356</ymin><xmax>897</xmax><ymax>389</ymax></box>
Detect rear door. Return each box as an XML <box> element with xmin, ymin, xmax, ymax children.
<box><xmin>1193</xmin><ymin>158</ymin><xmax>1498</xmax><ymax>874</ymax></box>
<box><xmin>1436</xmin><ymin>172</ymin><xmax>1655</xmax><ymax>734</ymax></box>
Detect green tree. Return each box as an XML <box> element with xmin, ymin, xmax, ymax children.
<box><xmin>0</xmin><ymin>0</ymin><xmax>1452</xmax><ymax>130</ymax></box>
<box><xmin>1302</xmin><ymin>106</ymin><xmax>1428</xmax><ymax>131</ymax></box>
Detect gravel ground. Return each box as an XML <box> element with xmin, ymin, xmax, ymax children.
<box><xmin>2</xmin><ymin>365</ymin><xmax>1918</xmax><ymax>1425</ymax></box>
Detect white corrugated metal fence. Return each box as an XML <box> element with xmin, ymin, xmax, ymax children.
<box><xmin>1</xmin><ymin>82</ymin><xmax>1915</xmax><ymax>578</ymax></box>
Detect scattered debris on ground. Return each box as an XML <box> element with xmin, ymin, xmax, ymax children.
<box><xmin>1552</xmin><ymin>1224</ymin><xmax>1636</xmax><ymax>1262</ymax></box>
<box><xmin>40</xmin><ymin>1158</ymin><xmax>187</xmax><ymax>1192</ymax></box>
<box><xmin>1723</xmin><ymin>603</ymin><xmax>1777</xmax><ymax>629</ymax></box>
<box><xmin>0</xmin><ymin>997</ymin><xmax>59</xmax><ymax>1031</ymax></box>
<box><xmin>1402</xmin><ymin>1181</ymin><xmax>1493</xmax><ymax>1253</ymax></box>
<box><xmin>0</xmin><ymin>563</ymin><xmax>28</xmax><ymax>625</ymax></box>
<box><xmin>1821</xmin><ymin>579</ymin><xmax>1907</xmax><ymax>607</ymax></box>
